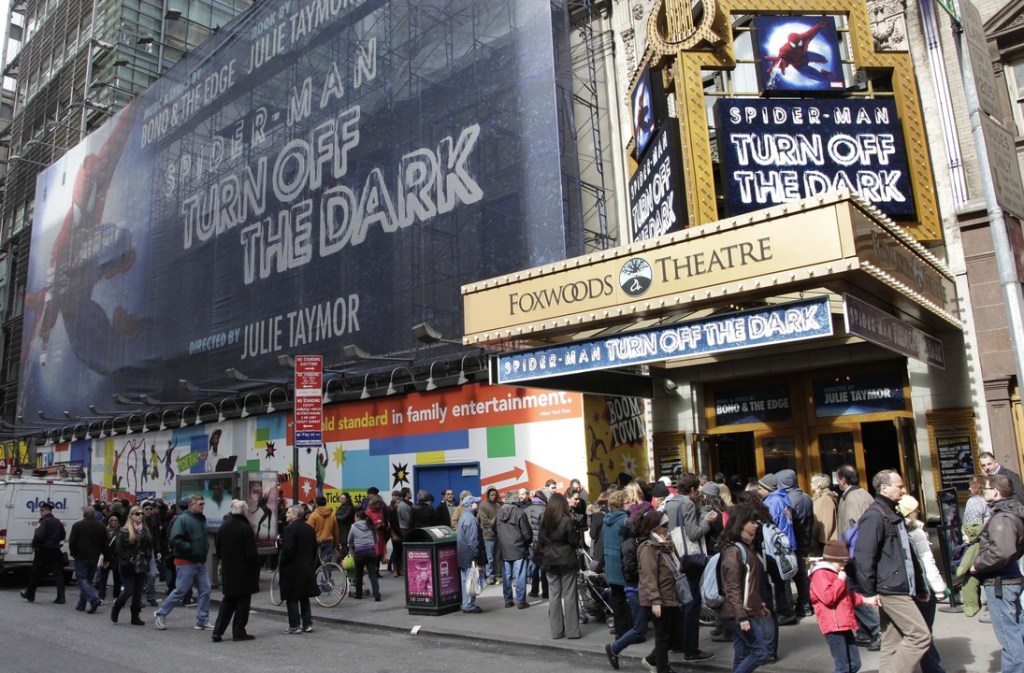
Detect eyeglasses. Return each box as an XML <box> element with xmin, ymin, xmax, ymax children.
<box><xmin>131</xmin><ymin>513</ymin><xmax>144</xmax><ymax>517</ymax></box>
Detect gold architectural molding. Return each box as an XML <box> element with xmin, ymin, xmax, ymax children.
<box><xmin>642</xmin><ymin>0</ymin><xmax>941</xmax><ymax>242</ymax></box>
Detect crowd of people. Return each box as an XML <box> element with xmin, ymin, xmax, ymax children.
<box><xmin>16</xmin><ymin>454</ymin><xmax>1024</xmax><ymax>673</ymax></box>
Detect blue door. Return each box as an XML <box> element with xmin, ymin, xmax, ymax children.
<box><xmin>415</xmin><ymin>463</ymin><xmax>481</xmax><ymax>512</ymax></box>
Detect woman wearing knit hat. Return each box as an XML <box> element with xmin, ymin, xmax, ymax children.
<box><xmin>809</xmin><ymin>539</ymin><xmax>862</xmax><ymax>673</ymax></box>
<box><xmin>896</xmin><ymin>495</ymin><xmax>949</xmax><ymax>673</ymax></box>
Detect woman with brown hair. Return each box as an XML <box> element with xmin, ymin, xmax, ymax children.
<box><xmin>963</xmin><ymin>474</ymin><xmax>989</xmax><ymax>525</ymax></box>
<box><xmin>810</xmin><ymin>473</ymin><xmax>838</xmax><ymax>557</ymax></box>
<box><xmin>364</xmin><ymin>493</ymin><xmax>389</xmax><ymax>563</ymax></box>
<box><xmin>538</xmin><ymin>492</ymin><xmax>581</xmax><ymax>639</ymax></box>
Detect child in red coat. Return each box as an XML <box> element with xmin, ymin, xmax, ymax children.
<box><xmin>810</xmin><ymin>540</ymin><xmax>862</xmax><ymax>673</ymax></box>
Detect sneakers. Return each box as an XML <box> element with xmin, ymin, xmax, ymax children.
<box><xmin>605</xmin><ymin>644</ymin><xmax>620</xmax><ymax>670</ymax></box>
<box><xmin>154</xmin><ymin>613</ymin><xmax>166</xmax><ymax>630</ymax></box>
<box><xmin>867</xmin><ymin>636</ymin><xmax>881</xmax><ymax>652</ymax></box>
<box><xmin>683</xmin><ymin>650</ymin><xmax>715</xmax><ymax>662</ymax></box>
<box><xmin>640</xmin><ymin>656</ymin><xmax>656</xmax><ymax>673</ymax></box>
<box><xmin>302</xmin><ymin>625</ymin><xmax>314</xmax><ymax>633</ymax></box>
<box><xmin>284</xmin><ymin>627</ymin><xmax>302</xmax><ymax>634</ymax></box>
<box><xmin>195</xmin><ymin>622</ymin><xmax>214</xmax><ymax>630</ymax></box>
<box><xmin>486</xmin><ymin>578</ymin><xmax>496</xmax><ymax>585</ymax></box>
<box><xmin>517</xmin><ymin>602</ymin><xmax>530</xmax><ymax>609</ymax></box>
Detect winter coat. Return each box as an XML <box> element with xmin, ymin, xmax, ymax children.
<box><xmin>663</xmin><ymin>493</ymin><xmax>709</xmax><ymax>556</ymax></box>
<box><xmin>335</xmin><ymin>503</ymin><xmax>355</xmax><ymax>545</ymax></box>
<box><xmin>837</xmin><ymin>485</ymin><xmax>873</xmax><ymax>537</ymax></box>
<box><xmin>365</xmin><ymin>507</ymin><xmax>388</xmax><ymax>558</ymax></box>
<box><xmin>411</xmin><ymin>503</ymin><xmax>437</xmax><ymax>529</ymax></box>
<box><xmin>906</xmin><ymin>518</ymin><xmax>946</xmax><ymax>595</ymax></box>
<box><xmin>216</xmin><ymin>513</ymin><xmax>260</xmax><ymax>597</ymax></box>
<box><xmin>620</xmin><ymin>536</ymin><xmax>641</xmax><ymax>587</ymax></box>
<box><xmin>396</xmin><ymin>498</ymin><xmax>414</xmax><ymax>532</ymax></box>
<box><xmin>456</xmin><ymin>510</ymin><xmax>487</xmax><ymax>570</ymax></box>
<box><xmin>69</xmin><ymin>517</ymin><xmax>108</xmax><ymax>561</ymax></box>
<box><xmin>32</xmin><ymin>513</ymin><xmax>65</xmax><ymax>550</ymax></box>
<box><xmin>602</xmin><ymin>509</ymin><xmax>628</xmax><ymax>586</ymax></box>
<box><xmin>114</xmin><ymin>526</ymin><xmax>153</xmax><ymax>575</ymax></box>
<box><xmin>957</xmin><ymin>523</ymin><xmax>983</xmax><ymax>617</ymax></box>
<box><xmin>539</xmin><ymin>515</ymin><xmax>579</xmax><ymax>572</ymax></box>
<box><xmin>279</xmin><ymin>519</ymin><xmax>320</xmax><ymax>600</ymax></box>
<box><xmin>852</xmin><ymin>495</ymin><xmax>926</xmax><ymax>598</ymax></box>
<box><xmin>495</xmin><ymin>502</ymin><xmax>532</xmax><ymax>561</ymax></box>
<box><xmin>778</xmin><ymin>469</ymin><xmax>813</xmax><ymax>553</ymax></box>
<box><xmin>637</xmin><ymin>536</ymin><xmax>678</xmax><ymax>608</ymax></box>
<box><xmin>307</xmin><ymin>505</ymin><xmax>340</xmax><ymax>545</ymax></box>
<box><xmin>478</xmin><ymin>495</ymin><xmax>500</xmax><ymax>541</ymax></box>
<box><xmin>525</xmin><ymin>499</ymin><xmax>546</xmax><ymax>538</ymax></box>
<box><xmin>973</xmin><ymin>497</ymin><xmax>1024</xmax><ymax>584</ymax></box>
<box><xmin>763</xmin><ymin>488</ymin><xmax>797</xmax><ymax>550</ymax></box>
<box><xmin>720</xmin><ymin>540</ymin><xmax>765</xmax><ymax>621</ymax></box>
<box><xmin>168</xmin><ymin>510</ymin><xmax>209</xmax><ymax>562</ymax></box>
<box><xmin>809</xmin><ymin>562</ymin><xmax>861</xmax><ymax>634</ymax></box>
<box><xmin>811</xmin><ymin>490</ymin><xmax>839</xmax><ymax>557</ymax></box>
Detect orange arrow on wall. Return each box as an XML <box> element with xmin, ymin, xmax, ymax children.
<box><xmin>481</xmin><ymin>465</ymin><xmax>525</xmax><ymax>487</ymax></box>
<box><xmin>494</xmin><ymin>460</ymin><xmax>572</xmax><ymax>493</ymax></box>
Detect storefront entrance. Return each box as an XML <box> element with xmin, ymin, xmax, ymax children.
<box><xmin>703</xmin><ymin>366</ymin><xmax>917</xmax><ymax>494</ymax></box>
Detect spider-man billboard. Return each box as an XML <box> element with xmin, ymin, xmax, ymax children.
<box><xmin>753</xmin><ymin>15</ymin><xmax>846</xmax><ymax>94</ymax></box>
<box><xmin>19</xmin><ymin>0</ymin><xmax>582</xmax><ymax>418</ymax></box>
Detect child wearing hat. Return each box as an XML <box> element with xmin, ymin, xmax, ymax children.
<box><xmin>809</xmin><ymin>539</ymin><xmax>862</xmax><ymax>673</ymax></box>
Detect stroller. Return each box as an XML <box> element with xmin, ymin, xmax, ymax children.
<box><xmin>578</xmin><ymin>549</ymin><xmax>614</xmax><ymax>626</ymax></box>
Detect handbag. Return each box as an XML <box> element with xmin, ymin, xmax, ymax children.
<box><xmin>670</xmin><ymin>526</ymin><xmax>708</xmax><ymax>580</ymax></box>
<box><xmin>662</xmin><ymin>551</ymin><xmax>694</xmax><ymax>605</ymax></box>
<box><xmin>465</xmin><ymin>561</ymin><xmax>483</xmax><ymax>597</ymax></box>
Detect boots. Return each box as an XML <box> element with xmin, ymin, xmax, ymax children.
<box><xmin>110</xmin><ymin>601</ymin><xmax>121</xmax><ymax>623</ymax></box>
<box><xmin>130</xmin><ymin>609</ymin><xmax>145</xmax><ymax>626</ymax></box>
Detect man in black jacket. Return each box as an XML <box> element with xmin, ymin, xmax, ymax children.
<box><xmin>970</xmin><ymin>474</ymin><xmax>1024</xmax><ymax>671</ymax></box>
<box><xmin>979</xmin><ymin>452</ymin><xmax>1024</xmax><ymax>506</ymax></box>
<box><xmin>69</xmin><ymin>505</ymin><xmax>107</xmax><ymax>613</ymax></box>
<box><xmin>494</xmin><ymin>490</ymin><xmax>532</xmax><ymax>608</ymax></box>
<box><xmin>212</xmin><ymin>499</ymin><xmax>261</xmax><ymax>642</ymax></box>
<box><xmin>22</xmin><ymin>501</ymin><xmax>67</xmax><ymax>603</ymax></box>
<box><xmin>852</xmin><ymin>470</ymin><xmax>930</xmax><ymax>673</ymax></box>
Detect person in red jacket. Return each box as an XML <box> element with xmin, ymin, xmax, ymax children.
<box><xmin>810</xmin><ymin>540</ymin><xmax>862</xmax><ymax>673</ymax></box>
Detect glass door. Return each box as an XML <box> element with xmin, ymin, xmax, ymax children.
<box><xmin>812</xmin><ymin>426</ymin><xmax>863</xmax><ymax>486</ymax></box>
<box><xmin>757</xmin><ymin>432</ymin><xmax>805</xmax><ymax>487</ymax></box>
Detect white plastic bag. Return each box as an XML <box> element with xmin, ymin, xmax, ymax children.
<box><xmin>466</xmin><ymin>561</ymin><xmax>483</xmax><ymax>597</ymax></box>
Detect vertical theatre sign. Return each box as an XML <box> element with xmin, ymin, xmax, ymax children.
<box><xmin>628</xmin><ymin>122</ymin><xmax>687</xmax><ymax>242</ymax></box>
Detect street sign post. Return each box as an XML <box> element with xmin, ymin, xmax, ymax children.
<box><xmin>292</xmin><ymin>355</ymin><xmax>323</xmax><ymax>501</ymax></box>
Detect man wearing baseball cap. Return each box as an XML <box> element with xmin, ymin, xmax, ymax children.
<box><xmin>21</xmin><ymin>501</ymin><xmax>67</xmax><ymax>603</ymax></box>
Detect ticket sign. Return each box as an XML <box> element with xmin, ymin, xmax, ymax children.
<box><xmin>293</xmin><ymin>355</ymin><xmax>323</xmax><ymax>449</ymax></box>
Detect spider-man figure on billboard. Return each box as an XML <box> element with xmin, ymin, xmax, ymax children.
<box><xmin>754</xmin><ymin>16</ymin><xmax>845</xmax><ymax>93</ymax></box>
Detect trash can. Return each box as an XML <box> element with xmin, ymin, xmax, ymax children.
<box><xmin>404</xmin><ymin>525</ymin><xmax>461</xmax><ymax>615</ymax></box>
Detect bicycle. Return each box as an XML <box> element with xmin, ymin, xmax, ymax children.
<box><xmin>270</xmin><ymin>545</ymin><xmax>348</xmax><ymax>607</ymax></box>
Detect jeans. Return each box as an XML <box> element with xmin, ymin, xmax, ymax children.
<box><xmin>794</xmin><ymin>555</ymin><xmax>811</xmax><ymax>608</ymax></box>
<box><xmin>825</xmin><ymin>631</ymin><xmax>862</xmax><ymax>673</ymax></box>
<box><xmin>725</xmin><ymin>616</ymin><xmax>770</xmax><ymax>673</ymax></box>
<box><xmin>679</xmin><ymin>574</ymin><xmax>702</xmax><ymax>654</ymax></box>
<box><xmin>114</xmin><ymin>570</ymin><xmax>145</xmax><ymax>616</ymax></box>
<box><xmin>611</xmin><ymin>587</ymin><xmax>649</xmax><ymax>655</ymax></box>
<box><xmin>762</xmin><ymin>608</ymin><xmax>779</xmax><ymax>658</ymax></box>
<box><xmin>854</xmin><ymin>602</ymin><xmax>881</xmax><ymax>639</ymax></box>
<box><xmin>156</xmin><ymin>562</ymin><xmax>211</xmax><ymax>626</ymax></box>
<box><xmin>461</xmin><ymin>567</ymin><xmax>480</xmax><ymax>611</ymax></box>
<box><xmin>917</xmin><ymin>596</ymin><xmax>946</xmax><ymax>673</ymax></box>
<box><xmin>529</xmin><ymin>560</ymin><xmax>548</xmax><ymax>597</ymax></box>
<box><xmin>485</xmin><ymin>539</ymin><xmax>496</xmax><ymax>580</ymax></box>
<box><xmin>145</xmin><ymin>555</ymin><xmax>158</xmax><ymax>601</ymax></box>
<box><xmin>502</xmin><ymin>557</ymin><xmax>527</xmax><ymax>604</ymax></box>
<box><xmin>648</xmin><ymin>604</ymin><xmax>682</xmax><ymax>673</ymax></box>
<box><xmin>74</xmin><ymin>559</ymin><xmax>100</xmax><ymax>609</ymax></box>
<box><xmin>286</xmin><ymin>597</ymin><xmax>311</xmax><ymax>629</ymax></box>
<box><xmin>547</xmin><ymin>568</ymin><xmax>580</xmax><ymax>638</ymax></box>
<box><xmin>353</xmin><ymin>550</ymin><xmax>380</xmax><ymax>600</ymax></box>
<box><xmin>985</xmin><ymin>583</ymin><xmax>1024</xmax><ymax>673</ymax></box>
<box><xmin>95</xmin><ymin>564</ymin><xmax>121</xmax><ymax>601</ymax></box>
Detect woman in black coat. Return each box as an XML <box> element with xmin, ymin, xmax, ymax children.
<box><xmin>212</xmin><ymin>500</ymin><xmax>261</xmax><ymax>642</ymax></box>
<box><xmin>279</xmin><ymin>504</ymin><xmax>319</xmax><ymax>633</ymax></box>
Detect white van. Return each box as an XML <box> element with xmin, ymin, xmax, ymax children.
<box><xmin>0</xmin><ymin>465</ymin><xmax>88</xmax><ymax>573</ymax></box>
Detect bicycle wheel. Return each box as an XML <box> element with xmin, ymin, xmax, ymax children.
<box><xmin>315</xmin><ymin>562</ymin><xmax>347</xmax><ymax>607</ymax></box>
<box><xmin>269</xmin><ymin>569</ymin><xmax>283</xmax><ymax>606</ymax></box>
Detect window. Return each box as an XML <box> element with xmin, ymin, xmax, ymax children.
<box><xmin>1009</xmin><ymin>62</ymin><xmax>1024</xmax><ymax>135</ymax></box>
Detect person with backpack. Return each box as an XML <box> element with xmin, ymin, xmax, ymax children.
<box><xmin>777</xmin><ymin>469</ymin><xmax>815</xmax><ymax>618</ymax></box>
<box><xmin>835</xmin><ymin>464</ymin><xmax>881</xmax><ymax>651</ymax></box>
<box><xmin>734</xmin><ymin>491</ymin><xmax>783</xmax><ymax>663</ymax></box>
<box><xmin>758</xmin><ymin>473</ymin><xmax>797</xmax><ymax>624</ymax></box>
<box><xmin>852</xmin><ymin>470</ymin><xmax>930</xmax><ymax>673</ymax></box>
<box><xmin>605</xmin><ymin>502</ymin><xmax>654</xmax><ymax>670</ymax></box>
<box><xmin>718</xmin><ymin>504</ymin><xmax>771</xmax><ymax>673</ymax></box>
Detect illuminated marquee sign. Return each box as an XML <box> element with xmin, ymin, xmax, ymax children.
<box><xmin>495</xmin><ymin>298</ymin><xmax>833</xmax><ymax>383</ymax></box>
<box><xmin>715</xmin><ymin>98</ymin><xmax>916</xmax><ymax>219</ymax></box>
<box><xmin>628</xmin><ymin>122</ymin><xmax>687</xmax><ymax>242</ymax></box>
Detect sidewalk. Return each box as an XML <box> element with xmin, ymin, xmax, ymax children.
<box><xmin>242</xmin><ymin>570</ymin><xmax>999</xmax><ymax>673</ymax></box>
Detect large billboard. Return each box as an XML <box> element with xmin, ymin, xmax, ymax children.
<box><xmin>20</xmin><ymin>0</ymin><xmax>580</xmax><ymax>418</ymax></box>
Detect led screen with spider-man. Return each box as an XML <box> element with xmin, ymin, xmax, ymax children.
<box><xmin>754</xmin><ymin>15</ymin><xmax>846</xmax><ymax>93</ymax></box>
